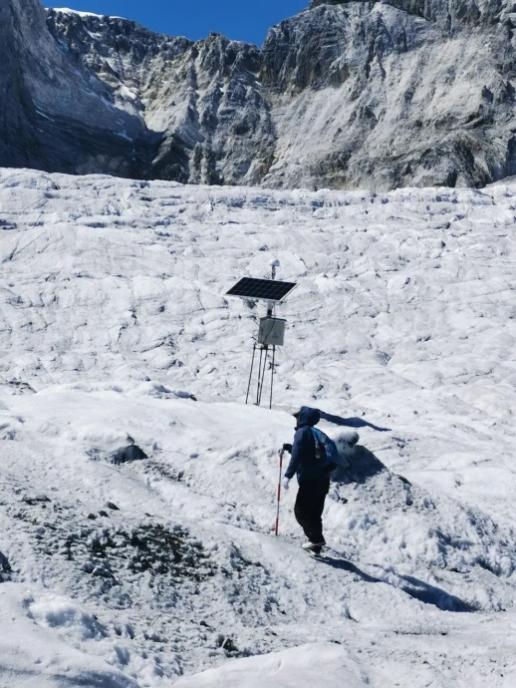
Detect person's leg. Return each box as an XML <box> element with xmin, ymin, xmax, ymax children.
<box><xmin>295</xmin><ymin>480</ymin><xmax>330</xmax><ymax>545</ymax></box>
<box><xmin>294</xmin><ymin>483</ymin><xmax>313</xmax><ymax>540</ymax></box>
<box><xmin>310</xmin><ymin>479</ymin><xmax>330</xmax><ymax>544</ymax></box>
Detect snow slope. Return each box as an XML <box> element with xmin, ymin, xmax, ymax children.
<box><xmin>0</xmin><ymin>169</ymin><xmax>515</xmax><ymax>686</ymax></box>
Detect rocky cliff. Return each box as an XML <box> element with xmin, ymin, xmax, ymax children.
<box><xmin>261</xmin><ymin>0</ymin><xmax>516</xmax><ymax>188</ymax></box>
<box><xmin>1</xmin><ymin>0</ymin><xmax>516</xmax><ymax>189</ymax></box>
<box><xmin>0</xmin><ymin>0</ymin><xmax>150</xmax><ymax>176</ymax></box>
<box><xmin>45</xmin><ymin>9</ymin><xmax>274</xmax><ymax>185</ymax></box>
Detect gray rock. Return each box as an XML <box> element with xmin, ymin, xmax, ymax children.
<box><xmin>1</xmin><ymin>0</ymin><xmax>516</xmax><ymax>190</ymax></box>
<box><xmin>0</xmin><ymin>0</ymin><xmax>149</xmax><ymax>176</ymax></box>
<box><xmin>45</xmin><ymin>9</ymin><xmax>275</xmax><ymax>186</ymax></box>
<box><xmin>0</xmin><ymin>550</ymin><xmax>12</xmax><ymax>581</ymax></box>
<box><xmin>111</xmin><ymin>445</ymin><xmax>148</xmax><ymax>465</ymax></box>
<box><xmin>262</xmin><ymin>1</ymin><xmax>516</xmax><ymax>189</ymax></box>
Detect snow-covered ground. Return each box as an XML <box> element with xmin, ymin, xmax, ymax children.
<box><xmin>0</xmin><ymin>168</ymin><xmax>515</xmax><ymax>686</ymax></box>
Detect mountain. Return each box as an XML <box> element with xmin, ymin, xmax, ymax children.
<box><xmin>0</xmin><ymin>0</ymin><xmax>150</xmax><ymax>176</ymax></box>
<box><xmin>1</xmin><ymin>0</ymin><xmax>516</xmax><ymax>188</ymax></box>
<box><xmin>262</xmin><ymin>0</ymin><xmax>516</xmax><ymax>188</ymax></box>
<box><xmin>45</xmin><ymin>8</ymin><xmax>274</xmax><ymax>185</ymax></box>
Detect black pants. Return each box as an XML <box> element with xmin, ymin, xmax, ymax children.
<box><xmin>294</xmin><ymin>478</ymin><xmax>330</xmax><ymax>544</ymax></box>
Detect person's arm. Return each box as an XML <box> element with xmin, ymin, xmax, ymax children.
<box><xmin>284</xmin><ymin>427</ymin><xmax>311</xmax><ymax>479</ymax></box>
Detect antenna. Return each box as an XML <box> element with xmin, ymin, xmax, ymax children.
<box><xmin>226</xmin><ymin>268</ymin><xmax>297</xmax><ymax>409</ymax></box>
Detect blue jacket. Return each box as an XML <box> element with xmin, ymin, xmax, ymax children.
<box><xmin>285</xmin><ymin>407</ymin><xmax>329</xmax><ymax>483</ymax></box>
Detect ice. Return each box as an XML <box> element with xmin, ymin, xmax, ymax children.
<box><xmin>0</xmin><ymin>169</ymin><xmax>515</xmax><ymax>686</ymax></box>
<box><xmin>0</xmin><ymin>584</ymin><xmax>139</xmax><ymax>688</ymax></box>
<box><xmin>174</xmin><ymin>643</ymin><xmax>366</xmax><ymax>688</ymax></box>
<box><xmin>28</xmin><ymin>593</ymin><xmax>108</xmax><ymax>641</ymax></box>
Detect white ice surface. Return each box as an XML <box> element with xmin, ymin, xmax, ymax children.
<box><xmin>49</xmin><ymin>7</ymin><xmax>120</xmax><ymax>20</ymax></box>
<box><xmin>0</xmin><ymin>169</ymin><xmax>515</xmax><ymax>686</ymax></box>
<box><xmin>173</xmin><ymin>642</ymin><xmax>366</xmax><ymax>688</ymax></box>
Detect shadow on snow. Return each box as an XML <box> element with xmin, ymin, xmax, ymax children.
<box><xmin>316</xmin><ymin>555</ymin><xmax>478</xmax><ymax>613</ymax></box>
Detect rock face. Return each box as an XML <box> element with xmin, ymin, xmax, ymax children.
<box><xmin>45</xmin><ymin>9</ymin><xmax>274</xmax><ymax>185</ymax></box>
<box><xmin>0</xmin><ymin>0</ymin><xmax>149</xmax><ymax>176</ymax></box>
<box><xmin>264</xmin><ymin>0</ymin><xmax>516</xmax><ymax>188</ymax></box>
<box><xmin>1</xmin><ymin>0</ymin><xmax>516</xmax><ymax>189</ymax></box>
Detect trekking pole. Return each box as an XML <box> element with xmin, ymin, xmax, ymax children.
<box><xmin>275</xmin><ymin>448</ymin><xmax>285</xmax><ymax>536</ymax></box>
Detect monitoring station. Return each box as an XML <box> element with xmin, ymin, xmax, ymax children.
<box><xmin>226</xmin><ymin>267</ymin><xmax>297</xmax><ymax>409</ymax></box>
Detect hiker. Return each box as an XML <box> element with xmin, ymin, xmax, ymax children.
<box><xmin>282</xmin><ymin>406</ymin><xmax>335</xmax><ymax>554</ymax></box>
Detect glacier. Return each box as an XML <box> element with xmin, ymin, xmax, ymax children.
<box><xmin>0</xmin><ymin>168</ymin><xmax>515</xmax><ymax>686</ymax></box>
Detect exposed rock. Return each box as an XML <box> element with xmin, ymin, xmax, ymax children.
<box><xmin>45</xmin><ymin>9</ymin><xmax>275</xmax><ymax>186</ymax></box>
<box><xmin>1</xmin><ymin>0</ymin><xmax>516</xmax><ymax>189</ymax></box>
<box><xmin>0</xmin><ymin>551</ymin><xmax>12</xmax><ymax>581</ymax></box>
<box><xmin>111</xmin><ymin>445</ymin><xmax>148</xmax><ymax>465</ymax></box>
<box><xmin>22</xmin><ymin>494</ymin><xmax>51</xmax><ymax>506</ymax></box>
<box><xmin>310</xmin><ymin>0</ymin><xmax>506</xmax><ymax>29</ymax></box>
<box><xmin>261</xmin><ymin>1</ymin><xmax>516</xmax><ymax>189</ymax></box>
<box><xmin>0</xmin><ymin>0</ymin><xmax>149</xmax><ymax>176</ymax></box>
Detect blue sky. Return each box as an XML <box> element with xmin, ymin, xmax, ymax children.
<box><xmin>49</xmin><ymin>2</ymin><xmax>308</xmax><ymax>44</ymax></box>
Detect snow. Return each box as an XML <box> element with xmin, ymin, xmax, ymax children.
<box><xmin>173</xmin><ymin>643</ymin><xmax>366</xmax><ymax>688</ymax></box>
<box><xmin>0</xmin><ymin>584</ymin><xmax>139</xmax><ymax>687</ymax></box>
<box><xmin>50</xmin><ymin>7</ymin><xmax>122</xmax><ymax>20</ymax></box>
<box><xmin>0</xmin><ymin>168</ymin><xmax>515</xmax><ymax>686</ymax></box>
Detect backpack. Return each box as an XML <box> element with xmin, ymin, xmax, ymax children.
<box><xmin>311</xmin><ymin>428</ymin><xmax>339</xmax><ymax>471</ymax></box>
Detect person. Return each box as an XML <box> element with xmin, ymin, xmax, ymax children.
<box><xmin>282</xmin><ymin>406</ymin><xmax>332</xmax><ymax>554</ymax></box>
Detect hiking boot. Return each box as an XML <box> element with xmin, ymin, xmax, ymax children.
<box><xmin>302</xmin><ymin>541</ymin><xmax>325</xmax><ymax>554</ymax></box>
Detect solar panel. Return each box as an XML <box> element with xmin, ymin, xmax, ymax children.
<box><xmin>226</xmin><ymin>277</ymin><xmax>297</xmax><ymax>303</ymax></box>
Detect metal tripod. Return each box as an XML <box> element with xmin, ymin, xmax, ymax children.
<box><xmin>245</xmin><ymin>342</ymin><xmax>277</xmax><ymax>409</ymax></box>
